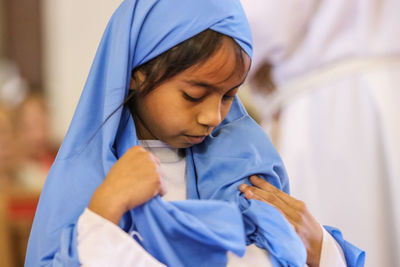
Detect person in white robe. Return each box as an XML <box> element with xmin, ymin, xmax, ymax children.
<box><xmin>240</xmin><ymin>1</ymin><xmax>400</xmax><ymax>266</ymax></box>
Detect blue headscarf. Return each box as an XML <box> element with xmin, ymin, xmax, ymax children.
<box><xmin>26</xmin><ymin>0</ymin><xmax>362</xmax><ymax>266</ymax></box>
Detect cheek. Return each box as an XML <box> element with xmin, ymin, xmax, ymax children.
<box><xmin>164</xmin><ymin>106</ymin><xmax>193</xmax><ymax>127</ymax></box>
<box><xmin>146</xmin><ymin>100</ymin><xmax>190</xmax><ymax>130</ymax></box>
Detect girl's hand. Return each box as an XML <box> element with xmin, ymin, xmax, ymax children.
<box><xmin>239</xmin><ymin>175</ymin><xmax>323</xmax><ymax>267</ymax></box>
<box><xmin>89</xmin><ymin>146</ymin><xmax>166</xmax><ymax>224</ymax></box>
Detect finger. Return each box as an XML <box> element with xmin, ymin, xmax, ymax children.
<box><xmin>249</xmin><ymin>186</ymin><xmax>288</xmax><ymax>210</ymax></box>
<box><xmin>239</xmin><ymin>184</ymin><xmax>259</xmax><ymax>198</ymax></box>
<box><xmin>240</xmin><ymin>184</ymin><xmax>292</xmax><ymax>224</ymax></box>
<box><xmin>159</xmin><ymin>180</ymin><xmax>167</xmax><ymax>196</ymax></box>
<box><xmin>250</xmin><ymin>175</ymin><xmax>299</xmax><ymax>207</ymax></box>
<box><xmin>241</xmin><ymin>184</ymin><xmax>300</xmax><ymax>224</ymax></box>
<box><xmin>239</xmin><ymin>184</ymin><xmax>282</xmax><ymax>207</ymax></box>
<box><xmin>240</xmin><ymin>183</ymin><xmax>276</xmax><ymax>203</ymax></box>
<box><xmin>251</xmin><ymin>184</ymin><xmax>310</xmax><ymax>229</ymax></box>
<box><xmin>249</xmin><ymin>175</ymin><xmax>277</xmax><ymax>192</ymax></box>
<box><xmin>239</xmin><ymin>184</ymin><xmax>252</xmax><ymax>199</ymax></box>
<box><xmin>238</xmin><ymin>183</ymin><xmax>249</xmax><ymax>192</ymax></box>
<box><xmin>239</xmin><ymin>184</ymin><xmax>277</xmax><ymax>206</ymax></box>
<box><xmin>156</xmin><ymin>165</ymin><xmax>167</xmax><ymax>196</ymax></box>
<box><xmin>245</xmin><ymin>191</ymin><xmax>266</xmax><ymax>202</ymax></box>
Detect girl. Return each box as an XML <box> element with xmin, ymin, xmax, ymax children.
<box><xmin>26</xmin><ymin>0</ymin><xmax>363</xmax><ymax>266</ymax></box>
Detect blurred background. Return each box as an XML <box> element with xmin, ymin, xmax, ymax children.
<box><xmin>0</xmin><ymin>0</ymin><xmax>399</xmax><ymax>266</ymax></box>
<box><xmin>0</xmin><ymin>1</ymin><xmax>120</xmax><ymax>266</ymax></box>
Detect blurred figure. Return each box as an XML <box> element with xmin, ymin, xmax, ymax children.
<box><xmin>14</xmin><ymin>93</ymin><xmax>57</xmax><ymax>192</ymax></box>
<box><xmin>0</xmin><ymin>104</ymin><xmax>16</xmax><ymax>189</ymax></box>
<box><xmin>241</xmin><ymin>0</ymin><xmax>400</xmax><ymax>266</ymax></box>
<box><xmin>0</xmin><ymin>59</ymin><xmax>28</xmax><ymax>109</ymax></box>
<box><xmin>0</xmin><ymin>59</ymin><xmax>27</xmax><ymax>188</ymax></box>
<box><xmin>0</xmin><ymin>93</ymin><xmax>52</xmax><ymax>267</ymax></box>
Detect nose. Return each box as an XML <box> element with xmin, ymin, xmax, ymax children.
<box><xmin>197</xmin><ymin>98</ymin><xmax>222</xmax><ymax>128</ymax></box>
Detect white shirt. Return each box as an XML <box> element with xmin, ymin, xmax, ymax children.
<box><xmin>77</xmin><ymin>140</ymin><xmax>346</xmax><ymax>266</ymax></box>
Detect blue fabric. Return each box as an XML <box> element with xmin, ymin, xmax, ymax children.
<box><xmin>324</xmin><ymin>226</ymin><xmax>366</xmax><ymax>267</ymax></box>
<box><xmin>25</xmin><ymin>0</ymin><xmax>363</xmax><ymax>266</ymax></box>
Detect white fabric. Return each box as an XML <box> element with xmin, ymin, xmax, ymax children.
<box><xmin>320</xmin><ymin>224</ymin><xmax>346</xmax><ymax>266</ymax></box>
<box><xmin>242</xmin><ymin>0</ymin><xmax>400</xmax><ymax>84</ymax></box>
<box><xmin>255</xmin><ymin>57</ymin><xmax>400</xmax><ymax>119</ymax></box>
<box><xmin>241</xmin><ymin>0</ymin><xmax>400</xmax><ymax>266</ymax></box>
<box><xmin>77</xmin><ymin>208</ymin><xmax>165</xmax><ymax>267</ymax></box>
<box><xmin>77</xmin><ymin>140</ymin><xmax>346</xmax><ymax>266</ymax></box>
<box><xmin>139</xmin><ymin>140</ymin><xmax>187</xmax><ymax>201</ymax></box>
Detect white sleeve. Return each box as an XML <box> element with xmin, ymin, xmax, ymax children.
<box><xmin>77</xmin><ymin>208</ymin><xmax>166</xmax><ymax>267</ymax></box>
<box><xmin>319</xmin><ymin>225</ymin><xmax>346</xmax><ymax>267</ymax></box>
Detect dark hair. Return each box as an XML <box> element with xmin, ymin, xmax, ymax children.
<box><xmin>125</xmin><ymin>29</ymin><xmax>245</xmax><ymax>104</ymax></box>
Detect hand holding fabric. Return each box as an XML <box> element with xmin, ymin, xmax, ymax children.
<box><xmin>89</xmin><ymin>146</ymin><xmax>166</xmax><ymax>224</ymax></box>
<box><xmin>239</xmin><ymin>175</ymin><xmax>323</xmax><ymax>267</ymax></box>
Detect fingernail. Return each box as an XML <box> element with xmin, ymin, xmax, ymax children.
<box><xmin>239</xmin><ymin>184</ymin><xmax>247</xmax><ymax>191</ymax></box>
<box><xmin>245</xmin><ymin>190</ymin><xmax>254</xmax><ymax>198</ymax></box>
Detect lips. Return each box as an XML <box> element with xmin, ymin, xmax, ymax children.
<box><xmin>184</xmin><ymin>134</ymin><xmax>207</xmax><ymax>144</ymax></box>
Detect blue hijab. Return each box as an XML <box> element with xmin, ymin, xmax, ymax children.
<box><xmin>26</xmin><ymin>0</ymin><xmax>364</xmax><ymax>266</ymax></box>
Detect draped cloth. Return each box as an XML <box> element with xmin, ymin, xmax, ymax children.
<box><xmin>26</xmin><ymin>0</ymin><xmax>309</xmax><ymax>266</ymax></box>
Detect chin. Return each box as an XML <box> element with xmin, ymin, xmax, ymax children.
<box><xmin>164</xmin><ymin>139</ymin><xmax>195</xmax><ymax>149</ymax></box>
<box><xmin>170</xmin><ymin>142</ymin><xmax>193</xmax><ymax>149</ymax></box>
<box><xmin>163</xmin><ymin>135</ymin><xmax>206</xmax><ymax>149</ymax></box>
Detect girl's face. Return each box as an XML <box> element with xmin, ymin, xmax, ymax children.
<box><xmin>132</xmin><ymin>37</ymin><xmax>251</xmax><ymax>148</ymax></box>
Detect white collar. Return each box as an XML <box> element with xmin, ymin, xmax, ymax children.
<box><xmin>139</xmin><ymin>140</ymin><xmax>185</xmax><ymax>163</ymax></box>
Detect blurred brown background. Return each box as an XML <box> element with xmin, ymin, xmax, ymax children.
<box><xmin>0</xmin><ymin>1</ymin><xmax>120</xmax><ymax>265</ymax></box>
<box><xmin>0</xmin><ymin>1</ymin><xmax>51</xmax><ymax>266</ymax></box>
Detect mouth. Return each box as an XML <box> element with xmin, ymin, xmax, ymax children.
<box><xmin>184</xmin><ymin>134</ymin><xmax>208</xmax><ymax>144</ymax></box>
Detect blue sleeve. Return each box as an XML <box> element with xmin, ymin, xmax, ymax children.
<box><xmin>324</xmin><ymin>225</ymin><xmax>366</xmax><ymax>267</ymax></box>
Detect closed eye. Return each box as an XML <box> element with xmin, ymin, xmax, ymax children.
<box><xmin>222</xmin><ymin>87</ymin><xmax>238</xmax><ymax>102</ymax></box>
<box><xmin>222</xmin><ymin>95</ymin><xmax>235</xmax><ymax>101</ymax></box>
<box><xmin>183</xmin><ymin>92</ymin><xmax>202</xmax><ymax>102</ymax></box>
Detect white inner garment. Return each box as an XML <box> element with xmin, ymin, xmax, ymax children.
<box><xmin>139</xmin><ymin>140</ymin><xmax>187</xmax><ymax>201</ymax></box>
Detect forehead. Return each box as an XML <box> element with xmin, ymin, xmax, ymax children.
<box><xmin>181</xmin><ymin>38</ymin><xmax>250</xmax><ymax>89</ymax></box>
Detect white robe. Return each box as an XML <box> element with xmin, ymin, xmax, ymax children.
<box><xmin>241</xmin><ymin>1</ymin><xmax>400</xmax><ymax>266</ymax></box>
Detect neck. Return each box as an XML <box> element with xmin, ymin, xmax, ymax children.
<box><xmin>131</xmin><ymin>111</ymin><xmax>156</xmax><ymax>140</ymax></box>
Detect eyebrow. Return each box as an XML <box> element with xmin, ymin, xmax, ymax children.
<box><xmin>185</xmin><ymin>78</ymin><xmax>246</xmax><ymax>93</ymax></box>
